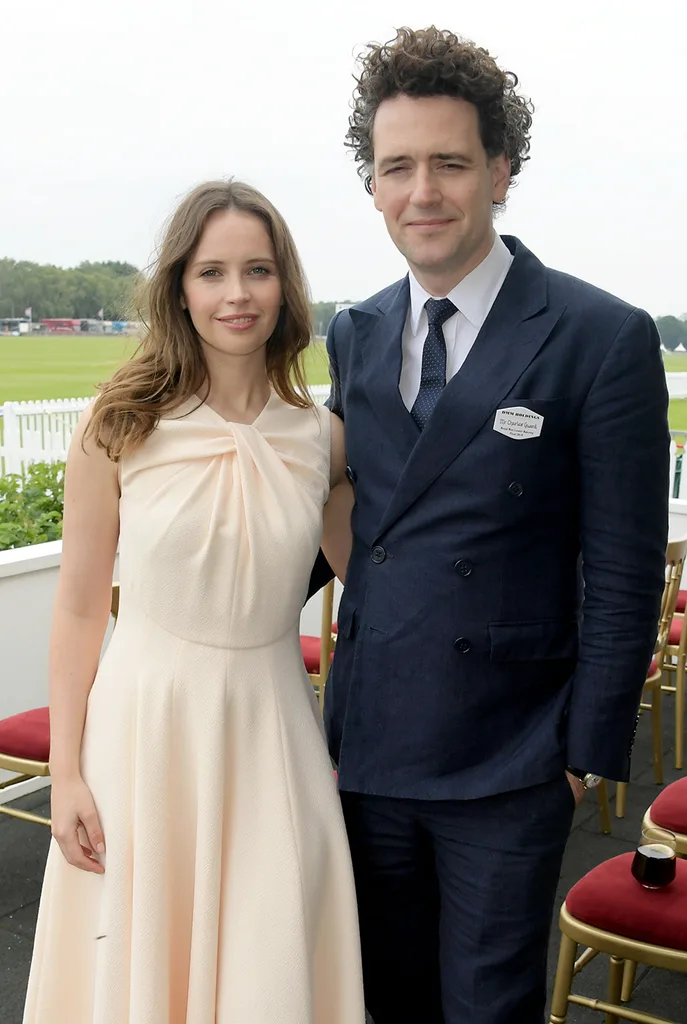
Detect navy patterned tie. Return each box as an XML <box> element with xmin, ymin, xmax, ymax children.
<box><xmin>411</xmin><ymin>297</ymin><xmax>457</xmax><ymax>429</ymax></box>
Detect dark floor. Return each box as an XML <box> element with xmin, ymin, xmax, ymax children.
<box><xmin>1</xmin><ymin>711</ymin><xmax>686</xmax><ymax>1023</ymax></box>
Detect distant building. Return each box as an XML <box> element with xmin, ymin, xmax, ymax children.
<box><xmin>335</xmin><ymin>302</ymin><xmax>355</xmax><ymax>314</ymax></box>
<box><xmin>39</xmin><ymin>319</ymin><xmax>81</xmax><ymax>334</ymax></box>
<box><xmin>0</xmin><ymin>317</ymin><xmax>30</xmax><ymax>335</ymax></box>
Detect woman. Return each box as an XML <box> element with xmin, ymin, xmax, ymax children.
<box><xmin>23</xmin><ymin>180</ymin><xmax>365</xmax><ymax>1023</ymax></box>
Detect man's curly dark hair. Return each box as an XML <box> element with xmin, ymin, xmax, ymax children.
<box><xmin>346</xmin><ymin>27</ymin><xmax>534</xmax><ymax>201</ymax></box>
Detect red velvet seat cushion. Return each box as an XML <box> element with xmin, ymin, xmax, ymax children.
<box><xmin>677</xmin><ymin>591</ymin><xmax>687</xmax><ymax>614</ymax></box>
<box><xmin>300</xmin><ymin>636</ymin><xmax>335</xmax><ymax>674</ymax></box>
<box><xmin>648</xmin><ymin>658</ymin><xmax>659</xmax><ymax>676</ymax></box>
<box><xmin>669</xmin><ymin>617</ymin><xmax>685</xmax><ymax>646</ymax></box>
<box><xmin>300</xmin><ymin>636</ymin><xmax>321</xmax><ymax>673</ymax></box>
<box><xmin>650</xmin><ymin>777</ymin><xmax>687</xmax><ymax>836</ymax></box>
<box><xmin>566</xmin><ymin>853</ymin><xmax>687</xmax><ymax>950</ymax></box>
<box><xmin>0</xmin><ymin>707</ymin><xmax>50</xmax><ymax>762</ymax></box>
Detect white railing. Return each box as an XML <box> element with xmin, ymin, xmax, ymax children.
<box><xmin>1</xmin><ymin>389</ymin><xmax>685</xmax><ymax>498</ymax></box>
<box><xmin>667</xmin><ymin>373</ymin><xmax>687</xmax><ymax>399</ymax></box>
<box><xmin>0</xmin><ymin>386</ymin><xmax>331</xmax><ymax>476</ymax></box>
<box><xmin>671</xmin><ymin>431</ymin><xmax>687</xmax><ymax>499</ymax></box>
<box><xmin>0</xmin><ymin>398</ymin><xmax>88</xmax><ymax>475</ymax></box>
<box><xmin>309</xmin><ymin>385</ymin><xmax>330</xmax><ymax>404</ymax></box>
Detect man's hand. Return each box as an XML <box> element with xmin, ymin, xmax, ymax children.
<box><xmin>565</xmin><ymin>770</ymin><xmax>586</xmax><ymax>807</ymax></box>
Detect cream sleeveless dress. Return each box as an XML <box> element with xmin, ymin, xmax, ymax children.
<box><xmin>23</xmin><ymin>392</ymin><xmax>365</xmax><ymax>1024</ymax></box>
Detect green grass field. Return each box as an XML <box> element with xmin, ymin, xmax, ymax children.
<box><xmin>2</xmin><ymin>336</ymin><xmax>686</xmax><ymax>431</ymax></box>
<box><xmin>668</xmin><ymin>399</ymin><xmax>687</xmax><ymax>432</ymax></box>
<box><xmin>662</xmin><ymin>352</ymin><xmax>687</xmax><ymax>373</ymax></box>
<box><xmin>0</xmin><ymin>335</ymin><xmax>331</xmax><ymax>403</ymax></box>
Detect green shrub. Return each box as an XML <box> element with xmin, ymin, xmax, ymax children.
<box><xmin>0</xmin><ymin>461</ymin><xmax>65</xmax><ymax>550</ymax></box>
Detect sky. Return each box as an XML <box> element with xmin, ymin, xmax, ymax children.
<box><xmin>1</xmin><ymin>0</ymin><xmax>685</xmax><ymax>315</ymax></box>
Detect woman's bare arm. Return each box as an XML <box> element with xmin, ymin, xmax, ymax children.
<box><xmin>48</xmin><ymin>406</ymin><xmax>120</xmax><ymax>871</ymax></box>
<box><xmin>322</xmin><ymin>413</ymin><xmax>354</xmax><ymax>583</ymax></box>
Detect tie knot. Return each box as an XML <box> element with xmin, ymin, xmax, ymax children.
<box><xmin>425</xmin><ymin>297</ymin><xmax>457</xmax><ymax>328</ymax></box>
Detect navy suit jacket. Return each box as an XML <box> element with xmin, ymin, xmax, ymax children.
<box><xmin>323</xmin><ymin>236</ymin><xmax>670</xmax><ymax>799</ymax></box>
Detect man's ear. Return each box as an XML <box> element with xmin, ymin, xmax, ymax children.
<box><xmin>369</xmin><ymin>174</ymin><xmax>383</xmax><ymax>212</ymax></box>
<box><xmin>492</xmin><ymin>154</ymin><xmax>511</xmax><ymax>205</ymax></box>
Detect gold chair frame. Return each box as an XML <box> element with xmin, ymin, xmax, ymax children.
<box><xmin>595</xmin><ymin>780</ymin><xmax>612</xmax><ymax>835</ymax></box>
<box><xmin>614</xmin><ymin>538</ymin><xmax>687</xmax><ymax>819</ymax></box>
<box><xmin>0</xmin><ymin>753</ymin><xmax>52</xmax><ymax>826</ymax></box>
<box><xmin>550</xmin><ymin>901</ymin><xmax>687</xmax><ymax>1024</ymax></box>
<box><xmin>643</xmin><ymin>807</ymin><xmax>687</xmax><ymax>858</ymax></box>
<box><xmin>307</xmin><ymin>579</ymin><xmax>336</xmax><ymax>713</ymax></box>
<box><xmin>0</xmin><ymin>584</ymin><xmax>121</xmax><ymax>828</ymax></box>
<box><xmin>661</xmin><ymin>611</ymin><xmax>687</xmax><ymax>770</ymax></box>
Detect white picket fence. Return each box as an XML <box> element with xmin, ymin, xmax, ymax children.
<box><xmin>0</xmin><ymin>398</ymin><xmax>87</xmax><ymax>475</ymax></box>
<box><xmin>6</xmin><ymin>387</ymin><xmax>687</xmax><ymax>500</ymax></box>
<box><xmin>0</xmin><ymin>386</ymin><xmax>331</xmax><ymax>476</ymax></box>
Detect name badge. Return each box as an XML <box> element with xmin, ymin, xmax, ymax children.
<box><xmin>493</xmin><ymin>406</ymin><xmax>544</xmax><ymax>440</ymax></box>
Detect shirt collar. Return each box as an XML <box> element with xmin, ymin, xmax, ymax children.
<box><xmin>408</xmin><ymin>233</ymin><xmax>514</xmax><ymax>334</ymax></box>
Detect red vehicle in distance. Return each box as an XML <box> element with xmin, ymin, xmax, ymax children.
<box><xmin>39</xmin><ymin>319</ymin><xmax>82</xmax><ymax>334</ymax></box>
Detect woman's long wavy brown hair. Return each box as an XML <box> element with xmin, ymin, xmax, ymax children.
<box><xmin>86</xmin><ymin>180</ymin><xmax>313</xmax><ymax>460</ymax></box>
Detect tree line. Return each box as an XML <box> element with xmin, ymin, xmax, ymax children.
<box><xmin>1</xmin><ymin>257</ymin><xmax>684</xmax><ymax>346</ymax></box>
<box><xmin>656</xmin><ymin>316</ymin><xmax>687</xmax><ymax>351</ymax></box>
<box><xmin>0</xmin><ymin>258</ymin><xmax>344</xmax><ymax>335</ymax></box>
<box><xmin>0</xmin><ymin>258</ymin><xmax>139</xmax><ymax>321</ymax></box>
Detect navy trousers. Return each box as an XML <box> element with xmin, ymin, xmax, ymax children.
<box><xmin>341</xmin><ymin>776</ymin><xmax>575</xmax><ymax>1024</ymax></box>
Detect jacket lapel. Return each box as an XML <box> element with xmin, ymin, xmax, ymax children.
<box><xmin>376</xmin><ymin>238</ymin><xmax>566</xmax><ymax>537</ymax></box>
<box><xmin>351</xmin><ymin>276</ymin><xmax>420</xmax><ymax>459</ymax></box>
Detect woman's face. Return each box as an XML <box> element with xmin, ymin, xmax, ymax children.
<box><xmin>181</xmin><ymin>209</ymin><xmax>283</xmax><ymax>362</ymax></box>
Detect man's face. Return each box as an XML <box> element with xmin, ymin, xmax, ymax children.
<box><xmin>371</xmin><ymin>94</ymin><xmax>510</xmax><ymax>292</ymax></box>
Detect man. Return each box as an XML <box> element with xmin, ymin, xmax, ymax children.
<box><xmin>312</xmin><ymin>26</ymin><xmax>670</xmax><ymax>1024</ymax></box>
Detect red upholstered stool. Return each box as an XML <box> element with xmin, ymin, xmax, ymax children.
<box><xmin>615</xmin><ymin>657</ymin><xmax>666</xmax><ymax>821</ymax></box>
<box><xmin>676</xmin><ymin>591</ymin><xmax>687</xmax><ymax>614</ymax></box>
<box><xmin>301</xmin><ymin>579</ymin><xmax>337</xmax><ymax>712</ymax></box>
<box><xmin>644</xmin><ymin>777</ymin><xmax>687</xmax><ymax>856</ymax></box>
<box><xmin>300</xmin><ymin>635</ymin><xmax>324</xmax><ymax>674</ymax></box>
<box><xmin>664</xmin><ymin>609</ymin><xmax>687</xmax><ymax>770</ymax></box>
<box><xmin>549</xmin><ymin>853</ymin><xmax>687</xmax><ymax>1023</ymax></box>
<box><xmin>624</xmin><ymin>542</ymin><xmax>687</xmax><ymax>813</ymax></box>
<box><xmin>0</xmin><ymin>583</ymin><xmax>121</xmax><ymax>829</ymax></box>
<box><xmin>668</xmin><ymin>619</ymin><xmax>683</xmax><ymax>646</ymax></box>
<box><xmin>0</xmin><ymin>707</ymin><xmax>51</xmax><ymax>826</ymax></box>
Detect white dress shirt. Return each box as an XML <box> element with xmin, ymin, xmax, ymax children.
<box><xmin>399</xmin><ymin>234</ymin><xmax>514</xmax><ymax>410</ymax></box>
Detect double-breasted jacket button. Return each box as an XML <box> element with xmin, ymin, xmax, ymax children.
<box><xmin>508</xmin><ymin>481</ymin><xmax>524</xmax><ymax>497</ymax></box>
<box><xmin>454</xmin><ymin>559</ymin><xmax>473</xmax><ymax>577</ymax></box>
<box><xmin>454</xmin><ymin>637</ymin><xmax>472</xmax><ymax>654</ymax></box>
<box><xmin>370</xmin><ymin>545</ymin><xmax>387</xmax><ymax>564</ymax></box>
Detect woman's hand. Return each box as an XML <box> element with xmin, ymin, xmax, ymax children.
<box><xmin>50</xmin><ymin>775</ymin><xmax>106</xmax><ymax>874</ymax></box>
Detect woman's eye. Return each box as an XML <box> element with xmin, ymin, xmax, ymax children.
<box><xmin>200</xmin><ymin>268</ymin><xmax>220</xmax><ymax>277</ymax></box>
<box><xmin>249</xmin><ymin>266</ymin><xmax>270</xmax><ymax>276</ymax></box>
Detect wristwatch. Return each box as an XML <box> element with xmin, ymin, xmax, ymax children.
<box><xmin>567</xmin><ymin>766</ymin><xmax>604</xmax><ymax>790</ymax></box>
